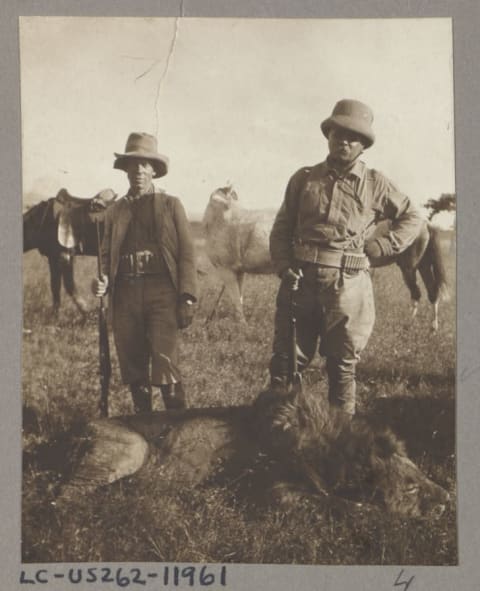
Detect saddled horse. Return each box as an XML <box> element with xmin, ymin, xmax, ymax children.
<box><xmin>23</xmin><ymin>188</ymin><xmax>117</xmax><ymax>317</ymax></box>
<box><xmin>203</xmin><ymin>186</ymin><xmax>450</xmax><ymax>330</ymax></box>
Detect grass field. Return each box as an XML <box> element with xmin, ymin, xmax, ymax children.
<box><xmin>22</xmin><ymin>230</ymin><xmax>456</xmax><ymax>565</ymax></box>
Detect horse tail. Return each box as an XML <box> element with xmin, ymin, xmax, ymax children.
<box><xmin>424</xmin><ymin>225</ymin><xmax>450</xmax><ymax>303</ymax></box>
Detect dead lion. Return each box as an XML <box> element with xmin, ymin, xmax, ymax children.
<box><xmin>58</xmin><ymin>389</ymin><xmax>450</xmax><ymax>519</ymax></box>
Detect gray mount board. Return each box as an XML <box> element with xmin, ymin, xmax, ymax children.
<box><xmin>3</xmin><ymin>1</ymin><xmax>478</xmax><ymax>589</ymax></box>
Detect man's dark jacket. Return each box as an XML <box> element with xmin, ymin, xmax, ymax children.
<box><xmin>101</xmin><ymin>191</ymin><xmax>198</xmax><ymax>320</ymax></box>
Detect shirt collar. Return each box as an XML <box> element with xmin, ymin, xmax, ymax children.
<box><xmin>324</xmin><ymin>157</ymin><xmax>366</xmax><ymax>180</ymax></box>
<box><xmin>126</xmin><ymin>184</ymin><xmax>155</xmax><ymax>202</ymax></box>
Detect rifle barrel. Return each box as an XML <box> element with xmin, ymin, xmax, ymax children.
<box><xmin>96</xmin><ymin>220</ymin><xmax>110</xmax><ymax>417</ymax></box>
<box><xmin>289</xmin><ymin>285</ymin><xmax>302</xmax><ymax>389</ymax></box>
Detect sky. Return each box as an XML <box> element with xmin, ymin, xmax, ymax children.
<box><xmin>20</xmin><ymin>17</ymin><xmax>455</xmax><ymax>220</ymax></box>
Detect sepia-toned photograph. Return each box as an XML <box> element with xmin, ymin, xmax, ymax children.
<box><xmin>20</xmin><ymin>16</ymin><xmax>456</xmax><ymax>568</ymax></box>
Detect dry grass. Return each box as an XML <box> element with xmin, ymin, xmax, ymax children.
<box><xmin>22</xmin><ymin>230</ymin><xmax>456</xmax><ymax>564</ymax></box>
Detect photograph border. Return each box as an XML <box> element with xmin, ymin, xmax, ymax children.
<box><xmin>3</xmin><ymin>1</ymin><xmax>479</xmax><ymax>589</ymax></box>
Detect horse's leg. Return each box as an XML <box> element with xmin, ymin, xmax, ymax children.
<box><xmin>60</xmin><ymin>252</ymin><xmax>88</xmax><ymax>317</ymax></box>
<box><xmin>399</xmin><ymin>265</ymin><xmax>422</xmax><ymax>323</ymax></box>
<box><xmin>418</xmin><ymin>262</ymin><xmax>440</xmax><ymax>332</ymax></box>
<box><xmin>236</xmin><ymin>271</ymin><xmax>245</xmax><ymax>307</ymax></box>
<box><xmin>215</xmin><ymin>266</ymin><xmax>246</xmax><ymax>322</ymax></box>
<box><xmin>205</xmin><ymin>284</ymin><xmax>225</xmax><ymax>324</ymax></box>
<box><xmin>47</xmin><ymin>256</ymin><xmax>62</xmax><ymax>317</ymax></box>
<box><xmin>418</xmin><ymin>226</ymin><xmax>451</xmax><ymax>331</ymax></box>
<box><xmin>411</xmin><ymin>299</ymin><xmax>419</xmax><ymax>321</ymax></box>
<box><xmin>432</xmin><ymin>302</ymin><xmax>439</xmax><ymax>332</ymax></box>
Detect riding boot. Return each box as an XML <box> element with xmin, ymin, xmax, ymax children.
<box><xmin>160</xmin><ymin>383</ymin><xmax>187</xmax><ymax>410</ymax></box>
<box><xmin>129</xmin><ymin>382</ymin><xmax>153</xmax><ymax>414</ymax></box>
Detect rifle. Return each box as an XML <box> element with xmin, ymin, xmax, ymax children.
<box><xmin>287</xmin><ymin>269</ymin><xmax>303</xmax><ymax>394</ymax></box>
<box><xmin>95</xmin><ymin>220</ymin><xmax>111</xmax><ymax>417</ymax></box>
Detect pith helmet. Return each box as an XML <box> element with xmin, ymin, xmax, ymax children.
<box><xmin>321</xmin><ymin>99</ymin><xmax>375</xmax><ymax>148</ymax></box>
<box><xmin>114</xmin><ymin>132</ymin><xmax>169</xmax><ymax>178</ymax></box>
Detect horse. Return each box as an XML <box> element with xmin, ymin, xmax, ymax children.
<box><xmin>369</xmin><ymin>220</ymin><xmax>450</xmax><ymax>331</ymax></box>
<box><xmin>203</xmin><ymin>186</ymin><xmax>450</xmax><ymax>329</ymax></box>
<box><xmin>202</xmin><ymin>185</ymin><xmax>275</xmax><ymax>321</ymax></box>
<box><xmin>23</xmin><ymin>188</ymin><xmax>117</xmax><ymax>318</ymax></box>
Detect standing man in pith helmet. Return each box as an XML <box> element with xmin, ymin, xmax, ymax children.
<box><xmin>92</xmin><ymin>132</ymin><xmax>197</xmax><ymax>413</ymax></box>
<box><xmin>269</xmin><ymin>99</ymin><xmax>423</xmax><ymax>415</ymax></box>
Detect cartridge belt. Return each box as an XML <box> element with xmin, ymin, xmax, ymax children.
<box><xmin>117</xmin><ymin>250</ymin><xmax>165</xmax><ymax>277</ymax></box>
<box><xmin>293</xmin><ymin>243</ymin><xmax>369</xmax><ymax>271</ymax></box>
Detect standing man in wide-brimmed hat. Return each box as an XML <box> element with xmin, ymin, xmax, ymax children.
<box><xmin>269</xmin><ymin>99</ymin><xmax>423</xmax><ymax>415</ymax></box>
<box><xmin>92</xmin><ymin>132</ymin><xmax>197</xmax><ymax>413</ymax></box>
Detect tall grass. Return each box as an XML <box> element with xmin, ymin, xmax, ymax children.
<box><xmin>22</xmin><ymin>232</ymin><xmax>456</xmax><ymax>565</ymax></box>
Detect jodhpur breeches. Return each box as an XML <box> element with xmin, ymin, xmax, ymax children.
<box><xmin>270</xmin><ymin>264</ymin><xmax>375</xmax><ymax>414</ymax></box>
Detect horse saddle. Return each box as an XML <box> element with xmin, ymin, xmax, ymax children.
<box><xmin>53</xmin><ymin>188</ymin><xmax>117</xmax><ymax>250</ymax></box>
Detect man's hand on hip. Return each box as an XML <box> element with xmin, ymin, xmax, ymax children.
<box><xmin>364</xmin><ymin>237</ymin><xmax>395</xmax><ymax>259</ymax></box>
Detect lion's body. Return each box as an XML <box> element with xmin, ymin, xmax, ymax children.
<box><xmin>59</xmin><ymin>391</ymin><xmax>449</xmax><ymax>519</ymax></box>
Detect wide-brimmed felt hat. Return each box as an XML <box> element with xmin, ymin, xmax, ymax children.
<box><xmin>321</xmin><ymin>99</ymin><xmax>375</xmax><ymax>148</ymax></box>
<box><xmin>114</xmin><ymin>132</ymin><xmax>169</xmax><ymax>178</ymax></box>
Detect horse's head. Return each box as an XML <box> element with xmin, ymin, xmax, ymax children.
<box><xmin>210</xmin><ymin>185</ymin><xmax>238</xmax><ymax>208</ymax></box>
<box><xmin>202</xmin><ymin>185</ymin><xmax>239</xmax><ymax>229</ymax></box>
